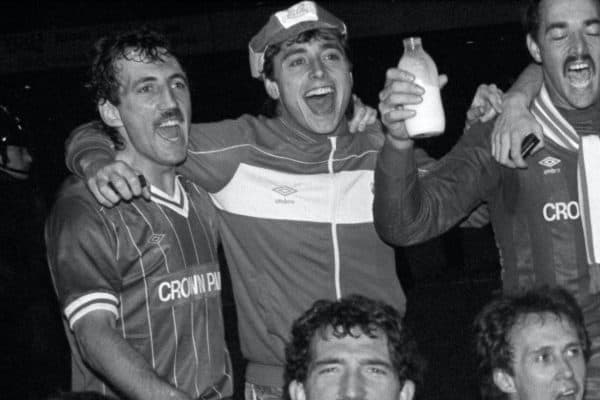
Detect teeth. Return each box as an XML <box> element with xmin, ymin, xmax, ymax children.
<box><xmin>569</xmin><ymin>62</ymin><xmax>588</xmax><ymax>71</ymax></box>
<box><xmin>159</xmin><ymin>120</ymin><xmax>179</xmax><ymax>127</ymax></box>
<box><xmin>305</xmin><ymin>86</ymin><xmax>334</xmax><ymax>97</ymax></box>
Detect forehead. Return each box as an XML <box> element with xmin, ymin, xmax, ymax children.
<box><xmin>309</xmin><ymin>327</ymin><xmax>392</xmax><ymax>363</ymax></box>
<box><xmin>509</xmin><ymin>313</ymin><xmax>579</xmax><ymax>353</ymax></box>
<box><xmin>278</xmin><ymin>36</ymin><xmax>345</xmax><ymax>56</ymax></box>
<box><xmin>538</xmin><ymin>0</ymin><xmax>600</xmax><ymax>27</ymax></box>
<box><xmin>115</xmin><ymin>50</ymin><xmax>185</xmax><ymax>86</ymax></box>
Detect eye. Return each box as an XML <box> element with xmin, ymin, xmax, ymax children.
<box><xmin>366</xmin><ymin>366</ymin><xmax>389</xmax><ymax>376</ymax></box>
<box><xmin>317</xmin><ymin>365</ymin><xmax>339</xmax><ymax>375</ymax></box>
<box><xmin>548</xmin><ymin>28</ymin><xmax>568</xmax><ymax>41</ymax></box>
<box><xmin>586</xmin><ymin>23</ymin><xmax>600</xmax><ymax>36</ymax></box>
<box><xmin>172</xmin><ymin>80</ymin><xmax>188</xmax><ymax>90</ymax></box>
<box><xmin>137</xmin><ymin>84</ymin><xmax>155</xmax><ymax>94</ymax></box>
<box><xmin>288</xmin><ymin>57</ymin><xmax>306</xmax><ymax>68</ymax></box>
<box><xmin>323</xmin><ymin>51</ymin><xmax>343</xmax><ymax>62</ymax></box>
<box><xmin>534</xmin><ymin>351</ymin><xmax>553</xmax><ymax>363</ymax></box>
<box><xmin>566</xmin><ymin>345</ymin><xmax>583</xmax><ymax>358</ymax></box>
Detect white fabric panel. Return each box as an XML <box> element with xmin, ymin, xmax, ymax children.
<box><xmin>211</xmin><ymin>163</ymin><xmax>375</xmax><ymax>224</ymax></box>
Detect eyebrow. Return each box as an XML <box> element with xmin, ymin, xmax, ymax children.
<box><xmin>280</xmin><ymin>41</ymin><xmax>345</xmax><ymax>62</ymax></box>
<box><xmin>281</xmin><ymin>47</ymin><xmax>307</xmax><ymax>62</ymax></box>
<box><xmin>545</xmin><ymin>18</ymin><xmax>600</xmax><ymax>33</ymax></box>
<box><xmin>529</xmin><ymin>341</ymin><xmax>582</xmax><ymax>354</ymax></box>
<box><xmin>131</xmin><ymin>72</ymin><xmax>188</xmax><ymax>88</ymax></box>
<box><xmin>311</xmin><ymin>357</ymin><xmax>394</xmax><ymax>368</ymax></box>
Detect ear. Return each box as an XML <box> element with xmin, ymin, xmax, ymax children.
<box><xmin>98</xmin><ymin>101</ymin><xmax>124</xmax><ymax>128</ymax></box>
<box><xmin>493</xmin><ymin>368</ymin><xmax>517</xmax><ymax>394</ymax></box>
<box><xmin>399</xmin><ymin>380</ymin><xmax>415</xmax><ymax>400</ymax></box>
<box><xmin>526</xmin><ymin>34</ymin><xmax>542</xmax><ymax>63</ymax></box>
<box><xmin>264</xmin><ymin>78</ymin><xmax>280</xmax><ymax>100</ymax></box>
<box><xmin>288</xmin><ymin>380</ymin><xmax>306</xmax><ymax>400</ymax></box>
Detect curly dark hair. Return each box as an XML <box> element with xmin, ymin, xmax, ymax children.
<box><xmin>86</xmin><ymin>27</ymin><xmax>179</xmax><ymax>149</ymax></box>
<box><xmin>284</xmin><ymin>294</ymin><xmax>424</xmax><ymax>390</ymax></box>
<box><xmin>473</xmin><ymin>286</ymin><xmax>590</xmax><ymax>400</ymax></box>
<box><xmin>260</xmin><ymin>28</ymin><xmax>352</xmax><ymax>118</ymax></box>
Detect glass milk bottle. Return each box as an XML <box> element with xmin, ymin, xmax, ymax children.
<box><xmin>398</xmin><ymin>37</ymin><xmax>445</xmax><ymax>137</ymax></box>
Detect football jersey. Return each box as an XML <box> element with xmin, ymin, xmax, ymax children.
<box><xmin>46</xmin><ymin>175</ymin><xmax>232</xmax><ymax>399</ymax></box>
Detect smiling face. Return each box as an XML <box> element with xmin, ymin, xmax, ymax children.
<box><xmin>527</xmin><ymin>0</ymin><xmax>600</xmax><ymax>109</ymax></box>
<box><xmin>289</xmin><ymin>327</ymin><xmax>414</xmax><ymax>400</ymax></box>
<box><xmin>498</xmin><ymin>313</ymin><xmax>586</xmax><ymax>400</ymax></box>
<box><xmin>265</xmin><ymin>34</ymin><xmax>353</xmax><ymax>135</ymax></box>
<box><xmin>100</xmin><ymin>49</ymin><xmax>191</xmax><ymax>174</ymax></box>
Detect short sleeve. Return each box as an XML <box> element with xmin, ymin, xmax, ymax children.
<box><xmin>45</xmin><ymin>186</ymin><xmax>121</xmax><ymax>329</ymax></box>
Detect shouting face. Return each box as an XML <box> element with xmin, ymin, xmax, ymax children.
<box><xmin>266</xmin><ymin>35</ymin><xmax>353</xmax><ymax>135</ymax></box>
<box><xmin>528</xmin><ymin>0</ymin><xmax>600</xmax><ymax>109</ymax></box>
<box><xmin>101</xmin><ymin>48</ymin><xmax>191</xmax><ymax>173</ymax></box>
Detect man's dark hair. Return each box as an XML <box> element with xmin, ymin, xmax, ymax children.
<box><xmin>523</xmin><ymin>0</ymin><xmax>543</xmax><ymax>40</ymax></box>
<box><xmin>474</xmin><ymin>286</ymin><xmax>590</xmax><ymax>400</ymax></box>
<box><xmin>261</xmin><ymin>28</ymin><xmax>352</xmax><ymax>117</ymax></box>
<box><xmin>87</xmin><ymin>27</ymin><xmax>179</xmax><ymax>149</ymax></box>
<box><xmin>284</xmin><ymin>294</ymin><xmax>424</xmax><ymax>390</ymax></box>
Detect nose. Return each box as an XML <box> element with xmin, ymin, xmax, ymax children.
<box><xmin>159</xmin><ymin>86</ymin><xmax>178</xmax><ymax>109</ymax></box>
<box><xmin>570</xmin><ymin>31</ymin><xmax>589</xmax><ymax>56</ymax></box>
<box><xmin>558</xmin><ymin>356</ymin><xmax>575</xmax><ymax>379</ymax></box>
<box><xmin>309</xmin><ymin>58</ymin><xmax>325</xmax><ymax>79</ymax></box>
<box><xmin>339</xmin><ymin>371</ymin><xmax>366</xmax><ymax>400</ymax></box>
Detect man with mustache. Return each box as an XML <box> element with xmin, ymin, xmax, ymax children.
<box><xmin>45</xmin><ymin>28</ymin><xmax>232</xmax><ymax>399</ymax></box>
<box><xmin>474</xmin><ymin>287</ymin><xmax>589</xmax><ymax>400</ymax></box>
<box><xmin>375</xmin><ymin>0</ymin><xmax>600</xmax><ymax>397</ymax></box>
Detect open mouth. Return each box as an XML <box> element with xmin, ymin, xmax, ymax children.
<box><xmin>156</xmin><ymin>119</ymin><xmax>182</xmax><ymax>142</ymax></box>
<box><xmin>556</xmin><ymin>386</ymin><xmax>579</xmax><ymax>400</ymax></box>
<box><xmin>565</xmin><ymin>60</ymin><xmax>594</xmax><ymax>88</ymax></box>
<box><xmin>304</xmin><ymin>86</ymin><xmax>336</xmax><ymax>115</ymax></box>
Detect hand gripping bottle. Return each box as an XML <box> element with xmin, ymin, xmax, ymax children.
<box><xmin>398</xmin><ymin>37</ymin><xmax>445</xmax><ymax>137</ymax></box>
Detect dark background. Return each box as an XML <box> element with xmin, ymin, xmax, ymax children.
<box><xmin>0</xmin><ymin>1</ymin><xmax>531</xmax><ymax>399</ymax></box>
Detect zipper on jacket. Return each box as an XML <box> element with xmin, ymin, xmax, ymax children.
<box><xmin>328</xmin><ymin>136</ymin><xmax>342</xmax><ymax>300</ymax></box>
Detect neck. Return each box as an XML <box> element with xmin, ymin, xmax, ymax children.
<box><xmin>556</xmin><ymin>101</ymin><xmax>600</xmax><ymax>137</ymax></box>
<box><xmin>115</xmin><ymin>153</ymin><xmax>177</xmax><ymax>195</ymax></box>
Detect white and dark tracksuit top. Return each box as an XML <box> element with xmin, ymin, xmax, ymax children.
<box><xmin>67</xmin><ymin>115</ymin><xmax>414</xmax><ymax>388</ymax></box>
<box><xmin>46</xmin><ymin>176</ymin><xmax>232</xmax><ymax>398</ymax></box>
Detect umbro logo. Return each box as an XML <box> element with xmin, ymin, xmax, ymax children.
<box><xmin>539</xmin><ymin>156</ymin><xmax>561</xmax><ymax>168</ymax></box>
<box><xmin>273</xmin><ymin>185</ymin><xmax>297</xmax><ymax>204</ymax></box>
<box><xmin>539</xmin><ymin>156</ymin><xmax>561</xmax><ymax>175</ymax></box>
<box><xmin>148</xmin><ymin>234</ymin><xmax>165</xmax><ymax>245</ymax></box>
<box><xmin>273</xmin><ymin>186</ymin><xmax>297</xmax><ymax>197</ymax></box>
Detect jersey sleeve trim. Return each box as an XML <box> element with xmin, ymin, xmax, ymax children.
<box><xmin>65</xmin><ymin>292</ymin><xmax>120</xmax><ymax>329</ymax></box>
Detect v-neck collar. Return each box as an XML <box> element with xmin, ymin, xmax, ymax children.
<box><xmin>150</xmin><ymin>176</ymin><xmax>189</xmax><ymax>217</ymax></box>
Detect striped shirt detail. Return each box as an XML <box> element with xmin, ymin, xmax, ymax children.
<box><xmin>46</xmin><ymin>176</ymin><xmax>231</xmax><ymax>398</ymax></box>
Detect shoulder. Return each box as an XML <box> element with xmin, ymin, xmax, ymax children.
<box><xmin>192</xmin><ymin>114</ymin><xmax>267</xmax><ymax>135</ymax></box>
<box><xmin>48</xmin><ymin>176</ymin><xmax>112</xmax><ymax>234</ymax></box>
